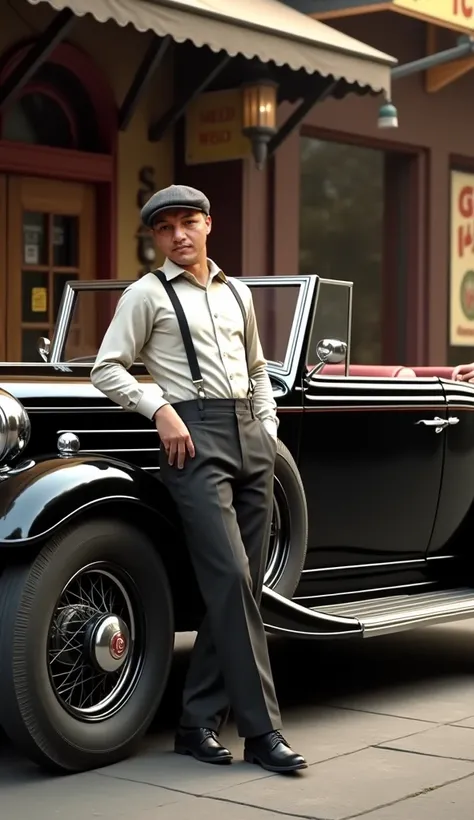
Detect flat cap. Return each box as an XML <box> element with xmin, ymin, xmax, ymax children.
<box><xmin>141</xmin><ymin>184</ymin><xmax>211</xmax><ymax>227</ymax></box>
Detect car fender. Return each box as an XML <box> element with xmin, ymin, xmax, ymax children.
<box><xmin>0</xmin><ymin>455</ymin><xmax>178</xmax><ymax>544</ymax></box>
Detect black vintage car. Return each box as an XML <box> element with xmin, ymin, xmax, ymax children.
<box><xmin>1</xmin><ymin>273</ymin><xmax>474</xmax><ymax>774</ymax></box>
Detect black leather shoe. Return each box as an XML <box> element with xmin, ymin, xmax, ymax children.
<box><xmin>174</xmin><ymin>727</ymin><xmax>232</xmax><ymax>764</ymax></box>
<box><xmin>244</xmin><ymin>731</ymin><xmax>307</xmax><ymax>773</ymax></box>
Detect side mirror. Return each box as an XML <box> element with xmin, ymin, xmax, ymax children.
<box><xmin>37</xmin><ymin>337</ymin><xmax>51</xmax><ymax>363</ymax></box>
<box><xmin>306</xmin><ymin>338</ymin><xmax>347</xmax><ymax>379</ymax></box>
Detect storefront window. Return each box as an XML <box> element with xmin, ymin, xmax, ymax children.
<box><xmin>299</xmin><ymin>136</ymin><xmax>384</xmax><ymax>364</ymax></box>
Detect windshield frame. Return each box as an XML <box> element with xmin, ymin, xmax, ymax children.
<box><xmin>49</xmin><ymin>275</ymin><xmax>318</xmax><ymax>383</ymax></box>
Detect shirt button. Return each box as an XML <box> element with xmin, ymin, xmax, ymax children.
<box><xmin>214</xmin><ymin>313</ymin><xmax>218</xmax><ymax>318</ymax></box>
<box><xmin>229</xmin><ymin>374</ymin><xmax>234</xmax><ymax>380</ymax></box>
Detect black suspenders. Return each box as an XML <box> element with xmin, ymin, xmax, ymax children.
<box><xmin>152</xmin><ymin>269</ymin><xmax>253</xmax><ymax>404</ymax></box>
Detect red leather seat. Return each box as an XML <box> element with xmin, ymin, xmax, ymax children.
<box><xmin>320</xmin><ymin>364</ymin><xmax>417</xmax><ymax>378</ymax></box>
<box><xmin>408</xmin><ymin>366</ymin><xmax>456</xmax><ymax>380</ymax></box>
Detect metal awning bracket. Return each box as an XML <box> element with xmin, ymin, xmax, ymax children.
<box><xmin>119</xmin><ymin>35</ymin><xmax>172</xmax><ymax>131</ymax></box>
<box><xmin>148</xmin><ymin>53</ymin><xmax>232</xmax><ymax>142</ymax></box>
<box><xmin>0</xmin><ymin>9</ymin><xmax>76</xmax><ymax>112</ymax></box>
<box><xmin>267</xmin><ymin>78</ymin><xmax>337</xmax><ymax>158</ymax></box>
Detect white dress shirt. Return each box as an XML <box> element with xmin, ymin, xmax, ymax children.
<box><xmin>90</xmin><ymin>258</ymin><xmax>278</xmax><ymax>438</ymax></box>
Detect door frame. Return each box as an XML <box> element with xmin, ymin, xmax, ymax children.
<box><xmin>0</xmin><ymin>175</ymin><xmax>6</xmax><ymax>361</ymax></box>
<box><xmin>0</xmin><ymin>40</ymin><xmax>117</xmax><ymax>281</ymax></box>
<box><xmin>0</xmin><ymin>144</ymin><xmax>115</xmax><ymax>283</ymax></box>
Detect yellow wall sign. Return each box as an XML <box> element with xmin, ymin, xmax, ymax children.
<box><xmin>394</xmin><ymin>0</ymin><xmax>474</xmax><ymax>32</ymax></box>
<box><xmin>31</xmin><ymin>287</ymin><xmax>47</xmax><ymax>314</ymax></box>
<box><xmin>185</xmin><ymin>89</ymin><xmax>252</xmax><ymax>165</ymax></box>
<box><xmin>449</xmin><ymin>170</ymin><xmax>474</xmax><ymax>346</ymax></box>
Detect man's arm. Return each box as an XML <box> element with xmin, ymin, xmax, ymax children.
<box><xmin>90</xmin><ymin>286</ymin><xmax>169</xmax><ymax>419</ymax></box>
<box><xmin>453</xmin><ymin>362</ymin><xmax>474</xmax><ymax>382</ymax></box>
<box><xmin>243</xmin><ymin>286</ymin><xmax>279</xmax><ymax>439</ymax></box>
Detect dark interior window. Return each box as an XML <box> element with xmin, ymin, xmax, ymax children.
<box><xmin>3</xmin><ymin>91</ymin><xmax>75</xmax><ymax>148</ymax></box>
<box><xmin>299</xmin><ymin>136</ymin><xmax>384</xmax><ymax>364</ymax></box>
<box><xmin>1</xmin><ymin>62</ymin><xmax>102</xmax><ymax>152</ymax></box>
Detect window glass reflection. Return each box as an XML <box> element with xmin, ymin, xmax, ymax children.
<box><xmin>300</xmin><ymin>137</ymin><xmax>384</xmax><ymax>364</ymax></box>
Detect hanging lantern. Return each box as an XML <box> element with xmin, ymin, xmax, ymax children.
<box><xmin>378</xmin><ymin>100</ymin><xmax>398</xmax><ymax>129</ymax></box>
<box><xmin>241</xmin><ymin>79</ymin><xmax>278</xmax><ymax>169</ymax></box>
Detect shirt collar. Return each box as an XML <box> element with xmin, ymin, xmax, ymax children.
<box><xmin>161</xmin><ymin>257</ymin><xmax>227</xmax><ymax>282</ymax></box>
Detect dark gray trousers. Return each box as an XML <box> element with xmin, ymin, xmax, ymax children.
<box><xmin>159</xmin><ymin>398</ymin><xmax>281</xmax><ymax>738</ymax></box>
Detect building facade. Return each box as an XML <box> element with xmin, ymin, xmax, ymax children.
<box><xmin>284</xmin><ymin>1</ymin><xmax>474</xmax><ymax>368</ymax></box>
<box><xmin>0</xmin><ymin>0</ymin><xmax>396</xmax><ymax>365</ymax></box>
<box><xmin>4</xmin><ymin>2</ymin><xmax>474</xmax><ymax>370</ymax></box>
<box><xmin>177</xmin><ymin>2</ymin><xmax>474</xmax><ymax>370</ymax></box>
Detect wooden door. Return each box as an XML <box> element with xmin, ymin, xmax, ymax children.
<box><xmin>0</xmin><ymin>176</ymin><xmax>6</xmax><ymax>361</ymax></box>
<box><xmin>6</xmin><ymin>176</ymin><xmax>96</xmax><ymax>362</ymax></box>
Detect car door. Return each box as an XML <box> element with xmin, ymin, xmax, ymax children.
<box><xmin>298</xmin><ymin>279</ymin><xmax>447</xmax><ymax>573</ymax></box>
<box><xmin>426</xmin><ymin>377</ymin><xmax>474</xmax><ymax>558</ymax></box>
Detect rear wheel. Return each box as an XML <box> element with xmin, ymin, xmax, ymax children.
<box><xmin>264</xmin><ymin>439</ymin><xmax>308</xmax><ymax>598</ymax></box>
<box><xmin>0</xmin><ymin>518</ymin><xmax>174</xmax><ymax>773</ymax></box>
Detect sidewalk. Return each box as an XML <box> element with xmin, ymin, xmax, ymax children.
<box><xmin>2</xmin><ymin>621</ymin><xmax>474</xmax><ymax>819</ymax></box>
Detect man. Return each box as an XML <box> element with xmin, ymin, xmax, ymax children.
<box><xmin>90</xmin><ymin>184</ymin><xmax>306</xmax><ymax>774</ymax></box>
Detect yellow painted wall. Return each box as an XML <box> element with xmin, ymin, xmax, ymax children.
<box><xmin>0</xmin><ymin>0</ymin><xmax>174</xmax><ymax>279</ymax></box>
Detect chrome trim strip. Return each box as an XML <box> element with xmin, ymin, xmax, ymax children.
<box><xmin>57</xmin><ymin>429</ymin><xmax>154</xmax><ymax>435</ymax></box>
<box><xmin>304</xmin><ymin>404</ymin><xmax>446</xmax><ymax>412</ymax></box>
<box><xmin>81</xmin><ymin>448</ymin><xmax>159</xmax><ymax>454</ymax></box>
<box><xmin>301</xmin><ymin>558</ymin><xmax>430</xmax><ymax>574</ymax></box>
<box><xmin>294</xmin><ymin>581</ymin><xmax>432</xmax><ymax>601</ymax></box>
<box><xmin>26</xmin><ymin>406</ymin><xmax>123</xmax><ymax>412</ymax></box>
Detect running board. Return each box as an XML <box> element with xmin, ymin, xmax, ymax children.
<box><xmin>317</xmin><ymin>587</ymin><xmax>474</xmax><ymax>637</ymax></box>
<box><xmin>261</xmin><ymin>586</ymin><xmax>474</xmax><ymax>640</ymax></box>
<box><xmin>261</xmin><ymin>586</ymin><xmax>362</xmax><ymax>639</ymax></box>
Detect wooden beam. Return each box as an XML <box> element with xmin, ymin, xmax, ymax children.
<box><xmin>148</xmin><ymin>54</ymin><xmax>231</xmax><ymax>142</ymax></box>
<box><xmin>119</xmin><ymin>35</ymin><xmax>172</xmax><ymax>131</ymax></box>
<box><xmin>425</xmin><ymin>24</ymin><xmax>474</xmax><ymax>92</ymax></box>
<box><xmin>0</xmin><ymin>9</ymin><xmax>76</xmax><ymax>112</ymax></box>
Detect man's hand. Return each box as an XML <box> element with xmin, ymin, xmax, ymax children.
<box><xmin>452</xmin><ymin>362</ymin><xmax>474</xmax><ymax>382</ymax></box>
<box><xmin>153</xmin><ymin>404</ymin><xmax>195</xmax><ymax>468</ymax></box>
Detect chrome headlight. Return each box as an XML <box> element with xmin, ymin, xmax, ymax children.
<box><xmin>0</xmin><ymin>388</ymin><xmax>31</xmax><ymax>464</ymax></box>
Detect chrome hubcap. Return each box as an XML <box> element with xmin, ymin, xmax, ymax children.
<box><xmin>91</xmin><ymin>615</ymin><xmax>130</xmax><ymax>673</ymax></box>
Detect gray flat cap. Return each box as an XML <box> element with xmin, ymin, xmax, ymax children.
<box><xmin>141</xmin><ymin>184</ymin><xmax>210</xmax><ymax>227</ymax></box>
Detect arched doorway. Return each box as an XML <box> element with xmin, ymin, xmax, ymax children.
<box><xmin>0</xmin><ymin>40</ymin><xmax>116</xmax><ymax>362</ymax></box>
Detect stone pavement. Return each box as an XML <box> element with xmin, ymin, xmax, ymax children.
<box><xmin>3</xmin><ymin>620</ymin><xmax>474</xmax><ymax>819</ymax></box>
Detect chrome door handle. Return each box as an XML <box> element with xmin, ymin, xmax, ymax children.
<box><xmin>416</xmin><ymin>416</ymin><xmax>459</xmax><ymax>433</ymax></box>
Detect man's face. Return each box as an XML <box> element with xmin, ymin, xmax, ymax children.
<box><xmin>151</xmin><ymin>209</ymin><xmax>211</xmax><ymax>267</ymax></box>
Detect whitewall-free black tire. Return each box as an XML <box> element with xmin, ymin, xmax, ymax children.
<box><xmin>264</xmin><ymin>440</ymin><xmax>308</xmax><ymax>598</ymax></box>
<box><xmin>0</xmin><ymin>518</ymin><xmax>174</xmax><ymax>773</ymax></box>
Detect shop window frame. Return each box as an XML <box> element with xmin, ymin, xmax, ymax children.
<box><xmin>299</xmin><ymin>124</ymin><xmax>425</xmax><ymax>366</ymax></box>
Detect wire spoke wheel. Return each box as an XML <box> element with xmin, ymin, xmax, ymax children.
<box><xmin>48</xmin><ymin>562</ymin><xmax>143</xmax><ymax>721</ymax></box>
